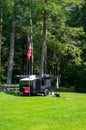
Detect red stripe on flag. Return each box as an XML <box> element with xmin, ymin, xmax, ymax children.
<box><xmin>27</xmin><ymin>40</ymin><xmax>32</xmax><ymax>60</ymax></box>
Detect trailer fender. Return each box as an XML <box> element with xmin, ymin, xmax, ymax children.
<box><xmin>44</xmin><ymin>89</ymin><xmax>52</xmax><ymax>96</ymax></box>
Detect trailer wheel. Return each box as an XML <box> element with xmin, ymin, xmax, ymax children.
<box><xmin>44</xmin><ymin>89</ymin><xmax>51</xmax><ymax>96</ymax></box>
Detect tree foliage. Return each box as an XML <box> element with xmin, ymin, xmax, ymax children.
<box><xmin>1</xmin><ymin>0</ymin><xmax>86</xmax><ymax>91</ymax></box>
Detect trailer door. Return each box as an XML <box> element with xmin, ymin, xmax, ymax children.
<box><xmin>36</xmin><ymin>79</ymin><xmax>41</xmax><ymax>92</ymax></box>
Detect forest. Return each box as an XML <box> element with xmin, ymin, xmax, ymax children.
<box><xmin>0</xmin><ymin>0</ymin><xmax>86</xmax><ymax>92</ymax></box>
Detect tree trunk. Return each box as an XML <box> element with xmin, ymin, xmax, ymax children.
<box><xmin>0</xmin><ymin>29</ymin><xmax>2</xmax><ymax>84</ymax></box>
<box><xmin>0</xmin><ymin>1</ymin><xmax>3</xmax><ymax>84</ymax></box>
<box><xmin>0</xmin><ymin>15</ymin><xmax>2</xmax><ymax>84</ymax></box>
<box><xmin>40</xmin><ymin>0</ymin><xmax>47</xmax><ymax>76</ymax></box>
<box><xmin>6</xmin><ymin>1</ymin><xmax>15</xmax><ymax>85</ymax></box>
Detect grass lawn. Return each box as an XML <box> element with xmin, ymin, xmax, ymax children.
<box><xmin>0</xmin><ymin>91</ymin><xmax>86</xmax><ymax>130</ymax></box>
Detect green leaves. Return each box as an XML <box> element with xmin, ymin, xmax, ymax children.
<box><xmin>65</xmin><ymin>44</ymin><xmax>82</xmax><ymax>65</ymax></box>
<box><xmin>0</xmin><ymin>0</ymin><xmax>86</xmax><ymax>90</ymax></box>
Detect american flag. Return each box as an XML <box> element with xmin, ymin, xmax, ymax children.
<box><xmin>27</xmin><ymin>39</ymin><xmax>32</xmax><ymax>60</ymax></box>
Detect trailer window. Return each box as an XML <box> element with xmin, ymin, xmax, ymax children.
<box><xmin>20</xmin><ymin>81</ymin><xmax>33</xmax><ymax>86</ymax></box>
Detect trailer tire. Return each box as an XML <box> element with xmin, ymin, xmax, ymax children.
<box><xmin>44</xmin><ymin>89</ymin><xmax>51</xmax><ymax>96</ymax></box>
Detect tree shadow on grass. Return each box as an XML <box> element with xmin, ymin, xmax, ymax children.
<box><xmin>53</xmin><ymin>87</ymin><xmax>86</xmax><ymax>94</ymax></box>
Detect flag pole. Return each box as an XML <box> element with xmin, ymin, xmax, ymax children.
<box><xmin>28</xmin><ymin>58</ymin><xmax>30</xmax><ymax>96</ymax></box>
<box><xmin>27</xmin><ymin>36</ymin><xmax>32</xmax><ymax>96</ymax></box>
<box><xmin>29</xmin><ymin>4</ymin><xmax>33</xmax><ymax>75</ymax></box>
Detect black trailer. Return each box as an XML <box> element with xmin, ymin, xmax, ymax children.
<box><xmin>19</xmin><ymin>74</ymin><xmax>52</xmax><ymax>96</ymax></box>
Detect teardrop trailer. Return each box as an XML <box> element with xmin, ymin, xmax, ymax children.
<box><xmin>19</xmin><ymin>74</ymin><xmax>52</xmax><ymax>96</ymax></box>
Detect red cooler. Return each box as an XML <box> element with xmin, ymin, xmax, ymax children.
<box><xmin>24</xmin><ymin>87</ymin><xmax>30</xmax><ymax>94</ymax></box>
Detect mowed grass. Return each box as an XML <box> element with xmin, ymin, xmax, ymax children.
<box><xmin>0</xmin><ymin>91</ymin><xmax>86</xmax><ymax>130</ymax></box>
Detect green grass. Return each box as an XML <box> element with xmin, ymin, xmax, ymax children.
<box><xmin>0</xmin><ymin>91</ymin><xmax>86</xmax><ymax>130</ymax></box>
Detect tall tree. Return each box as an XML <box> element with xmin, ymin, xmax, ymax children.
<box><xmin>40</xmin><ymin>0</ymin><xmax>47</xmax><ymax>76</ymax></box>
<box><xmin>6</xmin><ymin>0</ymin><xmax>16</xmax><ymax>85</ymax></box>
<box><xmin>0</xmin><ymin>0</ymin><xmax>4</xmax><ymax>84</ymax></box>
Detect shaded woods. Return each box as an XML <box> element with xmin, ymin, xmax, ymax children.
<box><xmin>0</xmin><ymin>0</ymin><xmax>86</xmax><ymax>92</ymax></box>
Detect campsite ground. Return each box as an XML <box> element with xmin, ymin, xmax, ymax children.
<box><xmin>0</xmin><ymin>91</ymin><xmax>86</xmax><ymax>130</ymax></box>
